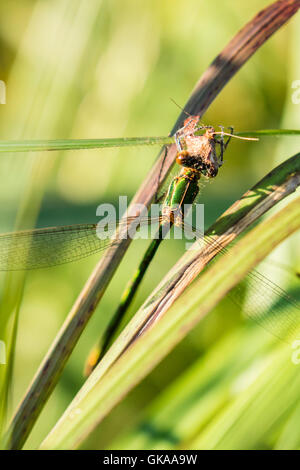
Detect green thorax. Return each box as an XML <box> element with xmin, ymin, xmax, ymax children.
<box><xmin>163</xmin><ymin>168</ymin><xmax>200</xmax><ymax>213</ymax></box>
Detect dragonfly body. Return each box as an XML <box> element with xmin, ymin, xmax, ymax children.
<box><xmin>162</xmin><ymin>169</ymin><xmax>199</xmax><ymax>226</ymax></box>
<box><xmin>162</xmin><ymin>116</ymin><xmax>228</xmax><ymax>225</ymax></box>
<box><xmin>85</xmin><ymin>118</ymin><xmax>235</xmax><ymax>373</ymax></box>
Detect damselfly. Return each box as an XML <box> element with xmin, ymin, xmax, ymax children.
<box><xmin>0</xmin><ymin>118</ymin><xmax>298</xmax><ymax>374</ymax></box>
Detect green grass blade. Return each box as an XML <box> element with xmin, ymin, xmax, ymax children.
<box><xmin>0</xmin><ymin>137</ymin><xmax>174</xmax><ymax>153</ymax></box>
<box><xmin>0</xmin><ymin>130</ymin><xmax>300</xmax><ymax>153</ymax></box>
<box><xmin>109</xmin><ymin>328</ymin><xmax>298</xmax><ymax>450</ymax></box>
<box><xmin>274</xmin><ymin>401</ymin><xmax>300</xmax><ymax>450</ymax></box>
<box><xmin>188</xmin><ymin>347</ymin><xmax>300</xmax><ymax>450</ymax></box>
<box><xmin>0</xmin><ymin>288</ymin><xmax>24</xmax><ymax>447</ymax></box>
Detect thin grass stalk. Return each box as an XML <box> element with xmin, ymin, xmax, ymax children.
<box><xmin>1</xmin><ymin>130</ymin><xmax>300</xmax><ymax>153</ymax></box>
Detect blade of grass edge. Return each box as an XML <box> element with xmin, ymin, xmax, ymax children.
<box><xmin>0</xmin><ymin>137</ymin><xmax>174</xmax><ymax>153</ymax></box>
<box><xmin>0</xmin><ymin>284</ymin><xmax>24</xmax><ymax>443</ymax></box>
<box><xmin>0</xmin><ymin>130</ymin><xmax>300</xmax><ymax>153</ymax></box>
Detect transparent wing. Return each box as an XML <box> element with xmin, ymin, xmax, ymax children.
<box><xmin>0</xmin><ymin>217</ymin><xmax>163</xmax><ymax>271</ymax></box>
<box><xmin>230</xmin><ymin>268</ymin><xmax>300</xmax><ymax>343</ymax></box>
<box><xmin>188</xmin><ymin>227</ymin><xmax>300</xmax><ymax>344</ymax></box>
<box><xmin>0</xmin><ymin>223</ymin><xmax>106</xmax><ymax>270</ymax></box>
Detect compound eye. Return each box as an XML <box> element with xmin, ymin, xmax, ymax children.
<box><xmin>209</xmin><ymin>167</ymin><xmax>218</xmax><ymax>178</ymax></box>
<box><xmin>176</xmin><ymin>151</ymin><xmax>189</xmax><ymax>167</ymax></box>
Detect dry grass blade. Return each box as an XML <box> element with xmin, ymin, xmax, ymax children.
<box><xmin>172</xmin><ymin>0</ymin><xmax>300</xmax><ymax>130</ymax></box>
<box><xmin>6</xmin><ymin>0</ymin><xmax>300</xmax><ymax>450</ymax></box>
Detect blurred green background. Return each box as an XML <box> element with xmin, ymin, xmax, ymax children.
<box><xmin>0</xmin><ymin>0</ymin><xmax>299</xmax><ymax>449</ymax></box>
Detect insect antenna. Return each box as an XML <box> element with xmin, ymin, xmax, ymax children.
<box><xmin>170</xmin><ymin>98</ymin><xmax>206</xmax><ymax>128</ymax></box>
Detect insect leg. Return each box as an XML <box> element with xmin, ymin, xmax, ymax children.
<box><xmin>155</xmin><ymin>146</ymin><xmax>168</xmax><ymax>203</ymax></box>
<box><xmin>224</xmin><ymin>126</ymin><xmax>234</xmax><ymax>150</ymax></box>
<box><xmin>217</xmin><ymin>125</ymin><xmax>225</xmax><ymax>164</ymax></box>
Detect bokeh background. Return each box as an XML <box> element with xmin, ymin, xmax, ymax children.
<box><xmin>0</xmin><ymin>0</ymin><xmax>299</xmax><ymax>449</ymax></box>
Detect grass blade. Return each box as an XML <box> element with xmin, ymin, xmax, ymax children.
<box><xmin>0</xmin><ymin>137</ymin><xmax>174</xmax><ymax>153</ymax></box>
<box><xmin>1</xmin><ymin>130</ymin><xmax>300</xmax><ymax>153</ymax></box>
<box><xmin>109</xmin><ymin>330</ymin><xmax>299</xmax><ymax>450</ymax></box>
